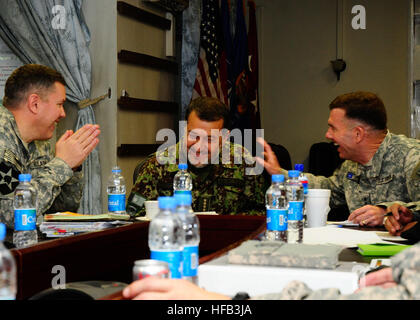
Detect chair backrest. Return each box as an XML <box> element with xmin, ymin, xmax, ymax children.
<box><xmin>308</xmin><ymin>142</ymin><xmax>344</xmax><ymax>177</ymax></box>
<box><xmin>268</xmin><ymin>143</ymin><xmax>292</xmax><ymax>170</ymax></box>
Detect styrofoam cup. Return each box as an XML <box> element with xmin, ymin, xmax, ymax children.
<box><xmin>145</xmin><ymin>200</ymin><xmax>159</xmax><ymax>220</ymax></box>
<box><xmin>306</xmin><ymin>189</ymin><xmax>331</xmax><ymax>228</ymax></box>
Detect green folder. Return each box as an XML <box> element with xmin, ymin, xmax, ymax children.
<box><xmin>357</xmin><ymin>244</ymin><xmax>412</xmax><ymax>257</ymax></box>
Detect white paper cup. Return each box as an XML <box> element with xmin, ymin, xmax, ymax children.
<box><xmin>145</xmin><ymin>200</ymin><xmax>159</xmax><ymax>220</ymax></box>
<box><xmin>306</xmin><ymin>189</ymin><xmax>331</xmax><ymax>228</ymax></box>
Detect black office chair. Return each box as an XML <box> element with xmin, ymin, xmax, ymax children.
<box><xmin>307</xmin><ymin>142</ymin><xmax>348</xmax><ymax>221</ymax></box>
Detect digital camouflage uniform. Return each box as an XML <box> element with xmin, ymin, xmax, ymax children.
<box><xmin>281</xmin><ymin>132</ymin><xmax>420</xmax><ymax>213</ymax></box>
<box><xmin>252</xmin><ymin>242</ymin><xmax>420</xmax><ymax>300</ymax></box>
<box><xmin>127</xmin><ymin>142</ymin><xmax>267</xmax><ymax>217</ymax></box>
<box><xmin>0</xmin><ymin>106</ymin><xmax>84</xmax><ymax>229</ymax></box>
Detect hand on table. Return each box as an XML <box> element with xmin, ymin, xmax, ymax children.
<box><xmin>348</xmin><ymin>205</ymin><xmax>387</xmax><ymax>227</ymax></box>
<box><xmin>384</xmin><ymin>204</ymin><xmax>415</xmax><ymax>236</ymax></box>
<box><xmin>358</xmin><ymin>267</ymin><xmax>396</xmax><ymax>290</ymax></box>
<box><xmin>55</xmin><ymin>124</ymin><xmax>100</xmax><ymax>169</ymax></box>
<box><xmin>122</xmin><ymin>277</ymin><xmax>231</xmax><ymax>300</ymax></box>
<box><xmin>255</xmin><ymin>138</ymin><xmax>282</xmax><ymax>175</ymax></box>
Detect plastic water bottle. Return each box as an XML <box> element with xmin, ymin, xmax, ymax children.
<box><xmin>265</xmin><ymin>174</ymin><xmax>288</xmax><ymax>242</ymax></box>
<box><xmin>286</xmin><ymin>170</ymin><xmax>304</xmax><ymax>244</ymax></box>
<box><xmin>148</xmin><ymin>197</ymin><xmax>184</xmax><ymax>279</ymax></box>
<box><xmin>294</xmin><ymin>164</ymin><xmax>308</xmax><ymax>195</ymax></box>
<box><xmin>174</xmin><ymin>193</ymin><xmax>200</xmax><ymax>284</ymax></box>
<box><xmin>173</xmin><ymin>163</ymin><xmax>192</xmax><ymax>195</ymax></box>
<box><xmin>13</xmin><ymin>174</ymin><xmax>38</xmax><ymax>248</ymax></box>
<box><xmin>295</xmin><ymin>164</ymin><xmax>309</xmax><ymax>226</ymax></box>
<box><xmin>0</xmin><ymin>223</ymin><xmax>17</xmax><ymax>300</ymax></box>
<box><xmin>107</xmin><ymin>166</ymin><xmax>126</xmax><ymax>214</ymax></box>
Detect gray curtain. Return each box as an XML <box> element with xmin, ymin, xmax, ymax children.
<box><xmin>0</xmin><ymin>0</ymin><xmax>102</xmax><ymax>214</ymax></box>
<box><xmin>181</xmin><ymin>0</ymin><xmax>201</xmax><ymax>119</ymax></box>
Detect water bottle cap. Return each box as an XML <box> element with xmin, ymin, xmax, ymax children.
<box><xmin>18</xmin><ymin>174</ymin><xmax>31</xmax><ymax>182</ymax></box>
<box><xmin>294</xmin><ymin>164</ymin><xmax>304</xmax><ymax>172</ymax></box>
<box><xmin>271</xmin><ymin>174</ymin><xmax>284</xmax><ymax>183</ymax></box>
<box><xmin>158</xmin><ymin>196</ymin><xmax>176</xmax><ymax>210</ymax></box>
<box><xmin>0</xmin><ymin>223</ymin><xmax>5</xmax><ymax>241</ymax></box>
<box><xmin>288</xmin><ymin>170</ymin><xmax>300</xmax><ymax>178</ymax></box>
<box><xmin>112</xmin><ymin>166</ymin><xmax>121</xmax><ymax>173</ymax></box>
<box><xmin>174</xmin><ymin>193</ymin><xmax>192</xmax><ymax>206</ymax></box>
<box><xmin>178</xmin><ymin>163</ymin><xmax>188</xmax><ymax>170</ymax></box>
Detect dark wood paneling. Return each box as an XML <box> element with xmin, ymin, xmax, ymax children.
<box><xmin>117</xmin><ymin>1</ymin><xmax>171</xmax><ymax>30</ymax></box>
<box><xmin>118</xmin><ymin>50</ymin><xmax>178</xmax><ymax>74</ymax></box>
<box><xmin>118</xmin><ymin>96</ymin><xmax>178</xmax><ymax>114</ymax></box>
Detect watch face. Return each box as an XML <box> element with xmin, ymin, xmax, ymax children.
<box><xmin>130</xmin><ymin>193</ymin><xmax>146</xmax><ymax>207</ymax></box>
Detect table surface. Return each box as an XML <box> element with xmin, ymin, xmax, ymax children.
<box><xmin>6</xmin><ymin>215</ymin><xmax>410</xmax><ymax>300</ymax></box>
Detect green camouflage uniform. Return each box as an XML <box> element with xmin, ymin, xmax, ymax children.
<box><xmin>252</xmin><ymin>242</ymin><xmax>420</xmax><ymax>300</ymax></box>
<box><xmin>0</xmin><ymin>105</ymin><xmax>84</xmax><ymax>229</ymax></box>
<box><xmin>281</xmin><ymin>132</ymin><xmax>420</xmax><ymax>213</ymax></box>
<box><xmin>127</xmin><ymin>142</ymin><xmax>267</xmax><ymax>217</ymax></box>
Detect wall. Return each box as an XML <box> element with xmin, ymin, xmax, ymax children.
<box><xmin>117</xmin><ymin>0</ymin><xmax>176</xmax><ymax>194</ymax></box>
<box><xmin>82</xmin><ymin>0</ymin><xmax>118</xmax><ymax>213</ymax></box>
<box><xmin>255</xmin><ymin>0</ymin><xmax>411</xmax><ymax>166</ymax></box>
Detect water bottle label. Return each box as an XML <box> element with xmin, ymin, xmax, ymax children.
<box><xmin>288</xmin><ymin>201</ymin><xmax>304</xmax><ymax>221</ymax></box>
<box><xmin>14</xmin><ymin>208</ymin><xmax>36</xmax><ymax>231</ymax></box>
<box><xmin>266</xmin><ymin>209</ymin><xmax>288</xmax><ymax>231</ymax></box>
<box><xmin>174</xmin><ymin>190</ymin><xmax>191</xmax><ymax>195</ymax></box>
<box><xmin>108</xmin><ymin>193</ymin><xmax>126</xmax><ymax>212</ymax></box>
<box><xmin>151</xmin><ymin>250</ymin><xmax>182</xmax><ymax>279</ymax></box>
<box><xmin>182</xmin><ymin>245</ymin><xmax>199</xmax><ymax>277</ymax></box>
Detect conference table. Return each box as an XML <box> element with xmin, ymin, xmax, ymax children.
<box><xmin>6</xmin><ymin>215</ymin><xmax>266</xmax><ymax>300</ymax></box>
<box><xmin>5</xmin><ymin>214</ymin><xmax>400</xmax><ymax>300</ymax></box>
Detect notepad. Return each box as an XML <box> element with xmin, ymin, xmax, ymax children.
<box><xmin>357</xmin><ymin>244</ymin><xmax>412</xmax><ymax>256</ymax></box>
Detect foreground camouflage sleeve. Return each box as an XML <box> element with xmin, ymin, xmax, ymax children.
<box><xmin>127</xmin><ymin>155</ymin><xmax>161</xmax><ymax>217</ymax></box>
<box><xmin>252</xmin><ymin>243</ymin><xmax>420</xmax><ymax>300</ymax></box>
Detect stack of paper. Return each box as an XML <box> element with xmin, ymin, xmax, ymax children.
<box><xmin>40</xmin><ymin>212</ymin><xmax>132</xmax><ymax>237</ymax></box>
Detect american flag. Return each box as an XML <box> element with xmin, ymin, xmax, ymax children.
<box><xmin>192</xmin><ymin>0</ymin><xmax>228</xmax><ymax>106</ymax></box>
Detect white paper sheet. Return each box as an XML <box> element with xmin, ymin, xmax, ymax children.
<box><xmin>303</xmin><ymin>226</ymin><xmax>392</xmax><ymax>248</ymax></box>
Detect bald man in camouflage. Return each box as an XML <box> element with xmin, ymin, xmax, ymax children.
<box><xmin>258</xmin><ymin>91</ymin><xmax>420</xmax><ymax>227</ymax></box>
<box><xmin>0</xmin><ymin>64</ymin><xmax>100</xmax><ymax>228</ymax></box>
<box><xmin>127</xmin><ymin>97</ymin><xmax>266</xmax><ymax>217</ymax></box>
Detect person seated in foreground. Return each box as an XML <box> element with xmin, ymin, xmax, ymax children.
<box><xmin>127</xmin><ymin>97</ymin><xmax>266</xmax><ymax>216</ymax></box>
<box><xmin>257</xmin><ymin>91</ymin><xmax>420</xmax><ymax>227</ymax></box>
<box><xmin>122</xmin><ymin>241</ymin><xmax>420</xmax><ymax>300</ymax></box>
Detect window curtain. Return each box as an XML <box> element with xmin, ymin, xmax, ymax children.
<box><xmin>181</xmin><ymin>0</ymin><xmax>201</xmax><ymax>119</ymax></box>
<box><xmin>0</xmin><ymin>0</ymin><xmax>102</xmax><ymax>214</ymax></box>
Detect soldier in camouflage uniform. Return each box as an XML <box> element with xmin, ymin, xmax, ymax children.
<box><xmin>127</xmin><ymin>97</ymin><xmax>267</xmax><ymax>217</ymax></box>
<box><xmin>122</xmin><ymin>242</ymin><xmax>420</xmax><ymax>300</ymax></box>
<box><xmin>0</xmin><ymin>64</ymin><xmax>100</xmax><ymax>229</ymax></box>
<box><xmin>258</xmin><ymin>91</ymin><xmax>420</xmax><ymax>227</ymax></box>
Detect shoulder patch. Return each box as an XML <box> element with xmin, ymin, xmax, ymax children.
<box><xmin>0</xmin><ymin>161</ymin><xmax>20</xmax><ymax>195</ymax></box>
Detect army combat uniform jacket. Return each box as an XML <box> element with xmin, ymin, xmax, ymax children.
<box><xmin>127</xmin><ymin>142</ymin><xmax>267</xmax><ymax>216</ymax></box>
<box><xmin>282</xmin><ymin>132</ymin><xmax>420</xmax><ymax>213</ymax></box>
<box><xmin>0</xmin><ymin>106</ymin><xmax>84</xmax><ymax>228</ymax></box>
